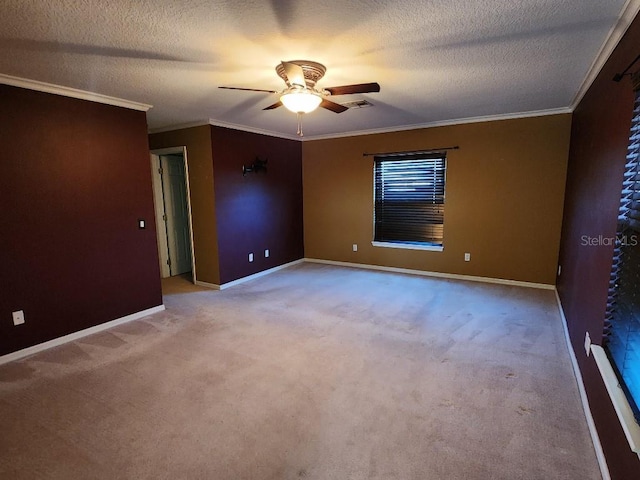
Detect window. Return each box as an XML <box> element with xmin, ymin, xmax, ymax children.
<box><xmin>605</xmin><ymin>85</ymin><xmax>640</xmax><ymax>421</ymax></box>
<box><xmin>373</xmin><ymin>153</ymin><xmax>446</xmax><ymax>250</ymax></box>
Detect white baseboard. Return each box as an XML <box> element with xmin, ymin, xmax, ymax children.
<box><xmin>195</xmin><ymin>259</ymin><xmax>305</xmax><ymax>291</ymax></box>
<box><xmin>304</xmin><ymin>258</ymin><xmax>555</xmax><ymax>290</ymax></box>
<box><xmin>554</xmin><ymin>290</ymin><xmax>610</xmax><ymax>480</ymax></box>
<box><xmin>0</xmin><ymin>305</ymin><xmax>165</xmax><ymax>366</ymax></box>
<box><xmin>194</xmin><ymin>280</ymin><xmax>221</xmax><ymax>290</ymax></box>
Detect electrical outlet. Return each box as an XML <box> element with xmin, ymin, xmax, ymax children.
<box><xmin>464</xmin><ymin>252</ymin><xmax>471</xmax><ymax>262</ymax></box>
<box><xmin>248</xmin><ymin>253</ymin><xmax>254</xmax><ymax>262</ymax></box>
<box><xmin>12</xmin><ymin>310</ymin><xmax>25</xmax><ymax>326</ymax></box>
<box><xmin>584</xmin><ymin>331</ymin><xmax>591</xmax><ymax>357</ymax></box>
<box><xmin>353</xmin><ymin>244</ymin><xmax>358</xmax><ymax>252</ymax></box>
<box><xmin>265</xmin><ymin>249</ymin><xmax>269</xmax><ymax>258</ymax></box>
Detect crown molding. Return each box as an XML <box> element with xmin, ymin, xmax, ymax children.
<box><xmin>300</xmin><ymin>107</ymin><xmax>573</xmax><ymax>141</ymax></box>
<box><xmin>148</xmin><ymin>118</ymin><xmax>302</xmax><ymax>141</ymax></box>
<box><xmin>149</xmin><ymin>106</ymin><xmax>573</xmax><ymax>142</ymax></box>
<box><xmin>570</xmin><ymin>0</ymin><xmax>640</xmax><ymax>109</ymax></box>
<box><xmin>150</xmin><ymin>108</ymin><xmax>572</xmax><ymax>142</ymax></box>
<box><xmin>207</xmin><ymin>119</ymin><xmax>301</xmax><ymax>141</ymax></box>
<box><xmin>148</xmin><ymin>120</ymin><xmax>211</xmax><ymax>134</ymax></box>
<box><xmin>0</xmin><ymin>73</ymin><xmax>152</xmax><ymax>111</ymax></box>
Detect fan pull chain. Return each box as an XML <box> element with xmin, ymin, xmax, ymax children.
<box><xmin>297</xmin><ymin>113</ymin><xmax>304</xmax><ymax>137</ymax></box>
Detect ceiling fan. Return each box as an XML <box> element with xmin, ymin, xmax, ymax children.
<box><xmin>219</xmin><ymin>60</ymin><xmax>380</xmax><ymax>135</ymax></box>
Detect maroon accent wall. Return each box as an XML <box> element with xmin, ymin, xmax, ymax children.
<box><xmin>557</xmin><ymin>13</ymin><xmax>640</xmax><ymax>479</ymax></box>
<box><xmin>0</xmin><ymin>85</ymin><xmax>163</xmax><ymax>356</ymax></box>
<box><xmin>210</xmin><ymin>126</ymin><xmax>303</xmax><ymax>284</ymax></box>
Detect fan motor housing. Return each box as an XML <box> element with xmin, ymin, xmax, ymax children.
<box><xmin>276</xmin><ymin>60</ymin><xmax>327</xmax><ymax>88</ymax></box>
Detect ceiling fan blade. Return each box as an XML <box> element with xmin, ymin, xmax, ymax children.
<box><xmin>263</xmin><ymin>101</ymin><xmax>283</xmax><ymax>110</ymax></box>
<box><xmin>219</xmin><ymin>86</ymin><xmax>278</xmax><ymax>93</ymax></box>
<box><xmin>320</xmin><ymin>98</ymin><xmax>349</xmax><ymax>114</ymax></box>
<box><xmin>324</xmin><ymin>82</ymin><xmax>380</xmax><ymax>96</ymax></box>
<box><xmin>281</xmin><ymin>61</ymin><xmax>306</xmax><ymax>87</ymax></box>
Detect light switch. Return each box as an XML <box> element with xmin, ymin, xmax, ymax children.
<box><xmin>584</xmin><ymin>331</ymin><xmax>591</xmax><ymax>356</ymax></box>
<box><xmin>138</xmin><ymin>219</ymin><xmax>146</xmax><ymax>229</ymax></box>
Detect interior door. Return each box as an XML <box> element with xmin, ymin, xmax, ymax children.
<box><xmin>160</xmin><ymin>154</ymin><xmax>192</xmax><ymax>276</ymax></box>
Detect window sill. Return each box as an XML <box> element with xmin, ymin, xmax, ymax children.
<box><xmin>371</xmin><ymin>241</ymin><xmax>444</xmax><ymax>252</ymax></box>
<box><xmin>591</xmin><ymin>344</ymin><xmax>640</xmax><ymax>458</ymax></box>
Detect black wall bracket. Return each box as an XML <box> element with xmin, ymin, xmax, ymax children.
<box><xmin>613</xmin><ymin>53</ymin><xmax>640</xmax><ymax>82</ymax></box>
<box><xmin>243</xmin><ymin>157</ymin><xmax>268</xmax><ymax>176</ymax></box>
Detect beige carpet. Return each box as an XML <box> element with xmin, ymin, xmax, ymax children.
<box><xmin>0</xmin><ymin>263</ymin><xmax>600</xmax><ymax>479</ymax></box>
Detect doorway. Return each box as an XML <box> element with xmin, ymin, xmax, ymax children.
<box><xmin>150</xmin><ymin>147</ymin><xmax>196</xmax><ymax>281</ymax></box>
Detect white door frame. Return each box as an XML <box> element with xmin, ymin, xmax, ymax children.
<box><xmin>150</xmin><ymin>147</ymin><xmax>197</xmax><ymax>283</ymax></box>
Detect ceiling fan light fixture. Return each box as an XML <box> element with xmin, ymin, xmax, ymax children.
<box><xmin>280</xmin><ymin>90</ymin><xmax>322</xmax><ymax>114</ymax></box>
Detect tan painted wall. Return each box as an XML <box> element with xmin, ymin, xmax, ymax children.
<box><xmin>149</xmin><ymin>126</ymin><xmax>220</xmax><ymax>285</ymax></box>
<box><xmin>302</xmin><ymin>114</ymin><xmax>572</xmax><ymax>285</ymax></box>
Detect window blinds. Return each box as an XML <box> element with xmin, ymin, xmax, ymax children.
<box><xmin>373</xmin><ymin>154</ymin><xmax>446</xmax><ymax>245</ymax></box>
<box><xmin>604</xmin><ymin>80</ymin><xmax>640</xmax><ymax>419</ymax></box>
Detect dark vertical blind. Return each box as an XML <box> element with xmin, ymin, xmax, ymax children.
<box><xmin>373</xmin><ymin>154</ymin><xmax>446</xmax><ymax>245</ymax></box>
<box><xmin>604</xmin><ymin>79</ymin><xmax>640</xmax><ymax>420</ymax></box>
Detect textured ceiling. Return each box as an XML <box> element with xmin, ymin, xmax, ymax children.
<box><xmin>0</xmin><ymin>0</ymin><xmax>636</xmax><ymax>139</ymax></box>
